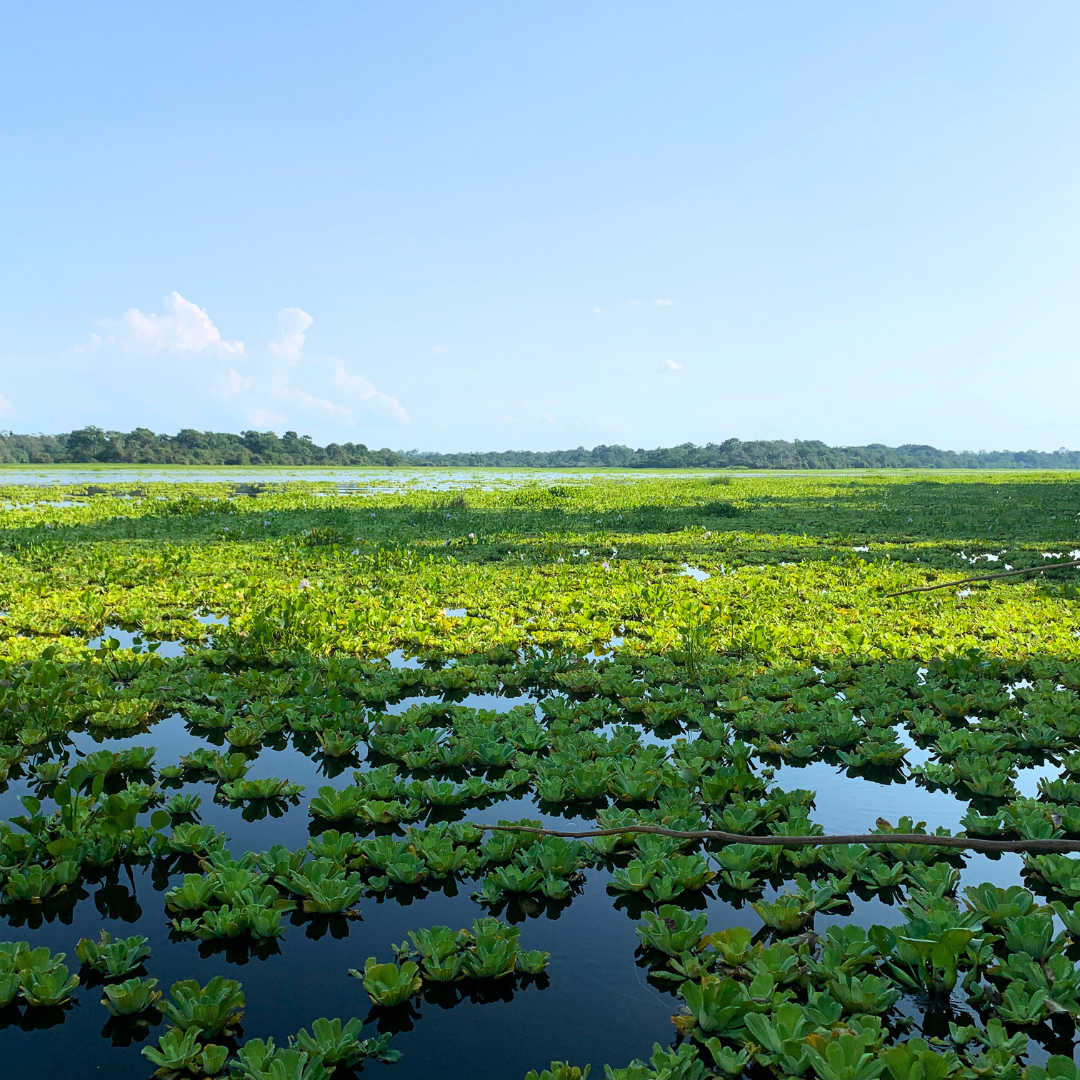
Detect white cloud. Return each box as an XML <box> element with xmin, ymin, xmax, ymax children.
<box><xmin>210</xmin><ymin>306</ymin><xmax>405</xmax><ymax>426</ymax></box>
<box><xmin>666</xmin><ymin>359</ymin><xmax>683</xmax><ymax>370</ymax></box>
<box><xmin>215</xmin><ymin>369</ymin><xmax>252</xmax><ymax>397</ymax></box>
<box><xmin>655</xmin><ymin>299</ymin><xmax>675</xmax><ymax>306</ymax></box>
<box><xmin>246</xmin><ymin>407</ymin><xmax>286</xmax><ymax>427</ymax></box>
<box><xmin>332</xmin><ymin>365</ymin><xmax>409</xmax><ymax>422</ymax></box>
<box><xmin>268</xmin><ymin>307</ymin><xmax>314</xmax><ymax>363</ymax></box>
<box><xmin>629</xmin><ymin>299</ymin><xmax>641</xmax><ymax>307</ymax></box>
<box><xmin>0</xmin><ymin>393</ymin><xmax>15</xmax><ymax>418</ymax></box>
<box><xmin>106</xmin><ymin>291</ymin><xmax>244</xmax><ymax>357</ymax></box>
<box><xmin>593</xmin><ymin>308</ymin><xmax>602</xmax><ymax>314</ymax></box>
<box><xmin>287</xmin><ymin>385</ymin><xmax>351</xmax><ymax>419</ymax></box>
<box><xmin>66</xmin><ymin>296</ymin><xmax>406</xmax><ymax>434</ymax></box>
<box><xmin>430</xmin><ymin>345</ymin><xmax>445</xmax><ymax>356</ymax></box>
<box><xmin>72</xmin><ymin>333</ymin><xmax>103</xmax><ymax>354</ymax></box>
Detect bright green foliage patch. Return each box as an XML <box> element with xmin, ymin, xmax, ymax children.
<box><xmin>0</xmin><ymin>471</ymin><xmax>1078</xmax><ymax>1076</ymax></box>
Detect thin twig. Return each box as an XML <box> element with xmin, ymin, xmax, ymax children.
<box><xmin>477</xmin><ymin>822</ymin><xmax>1080</xmax><ymax>854</ymax></box>
<box><xmin>883</xmin><ymin>558</ymin><xmax>1080</xmax><ymax>598</ymax></box>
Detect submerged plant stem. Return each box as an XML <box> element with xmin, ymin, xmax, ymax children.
<box><xmin>477</xmin><ymin>822</ymin><xmax>1080</xmax><ymax>854</ymax></box>
<box><xmin>884</xmin><ymin>557</ymin><xmax>1080</xmax><ymax>597</ymax></box>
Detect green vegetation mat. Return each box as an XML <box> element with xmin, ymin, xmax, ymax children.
<box><xmin>0</xmin><ymin>470</ymin><xmax>1078</xmax><ymax>1078</ymax></box>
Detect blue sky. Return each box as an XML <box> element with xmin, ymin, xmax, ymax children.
<box><xmin>2</xmin><ymin>2</ymin><xmax>1078</xmax><ymax>452</ymax></box>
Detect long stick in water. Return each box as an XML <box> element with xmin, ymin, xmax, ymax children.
<box><xmin>478</xmin><ymin>822</ymin><xmax>1080</xmax><ymax>854</ymax></box>
<box><xmin>884</xmin><ymin>557</ymin><xmax>1080</xmax><ymax>597</ymax></box>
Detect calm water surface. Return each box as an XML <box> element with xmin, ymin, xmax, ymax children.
<box><xmin>0</xmin><ymin>684</ymin><xmax>1067</xmax><ymax>1077</ymax></box>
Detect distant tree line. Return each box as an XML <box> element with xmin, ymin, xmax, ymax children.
<box><xmin>0</xmin><ymin>428</ymin><xmax>399</xmax><ymax>466</ymax></box>
<box><xmin>1</xmin><ymin>428</ymin><xmax>1078</xmax><ymax>469</ymax></box>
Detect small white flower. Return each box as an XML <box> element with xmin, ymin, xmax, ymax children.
<box><xmin>299</xmin><ymin>578</ymin><xmax>310</xmax><ymax>590</ymax></box>
<box><xmin>468</xmin><ymin>532</ymin><xmax>475</xmax><ymax>539</ymax></box>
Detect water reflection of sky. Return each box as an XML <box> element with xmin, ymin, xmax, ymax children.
<box><xmin>0</xmin><ymin>467</ymin><xmax>705</xmax><ymax>490</ymax></box>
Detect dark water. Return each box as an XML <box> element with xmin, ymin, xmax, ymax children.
<box><xmin>0</xmin><ymin>697</ymin><xmax>1067</xmax><ymax>1078</ymax></box>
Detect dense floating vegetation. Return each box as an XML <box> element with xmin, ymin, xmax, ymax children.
<box><xmin>0</xmin><ymin>470</ymin><xmax>1078</xmax><ymax>1078</ymax></box>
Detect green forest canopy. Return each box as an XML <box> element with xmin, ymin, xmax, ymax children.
<box><xmin>2</xmin><ymin>425</ymin><xmax>1079</xmax><ymax>469</ymax></box>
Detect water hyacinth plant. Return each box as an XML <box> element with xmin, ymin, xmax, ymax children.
<box><xmin>101</xmin><ymin>976</ymin><xmax>162</xmax><ymax>1016</ymax></box>
<box><xmin>351</xmin><ymin>957</ymin><xmax>423</xmax><ymax>1007</ymax></box>
<box><xmin>159</xmin><ymin>975</ymin><xmax>245</xmax><ymax>1036</ymax></box>
<box><xmin>75</xmin><ymin>931</ymin><xmax>151</xmax><ymax>978</ymax></box>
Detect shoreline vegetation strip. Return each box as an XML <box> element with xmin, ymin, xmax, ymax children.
<box><xmin>2</xmin><ymin>426</ymin><xmax>1080</xmax><ymax>469</ymax></box>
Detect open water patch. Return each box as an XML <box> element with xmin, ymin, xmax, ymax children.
<box><xmin>194</xmin><ymin>612</ymin><xmax>229</xmax><ymax>628</ymax></box>
<box><xmin>772</xmin><ymin>758</ymin><xmax>968</xmax><ymax>835</ymax></box>
<box><xmin>680</xmin><ymin>564</ymin><xmax>710</xmax><ymax>582</ymax></box>
<box><xmin>86</xmin><ymin>627</ymin><xmax>187</xmax><ymax>659</ymax></box>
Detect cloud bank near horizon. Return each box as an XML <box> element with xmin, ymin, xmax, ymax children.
<box><xmin>11</xmin><ymin>293</ymin><xmax>408</xmax><ymax>436</ymax></box>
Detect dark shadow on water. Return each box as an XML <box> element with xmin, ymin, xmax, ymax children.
<box><xmin>4</xmin><ymin>480</ymin><xmax>1080</xmax><ymax>577</ymax></box>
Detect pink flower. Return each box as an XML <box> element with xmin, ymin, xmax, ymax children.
<box><xmin>602</xmin><ymin>561</ymin><xmax>610</xmax><ymax>570</ymax></box>
<box><xmin>468</xmin><ymin>532</ymin><xmax>475</xmax><ymax>539</ymax></box>
<box><xmin>557</xmin><ymin>557</ymin><xmax>564</xmax><ymax>563</ymax></box>
<box><xmin>298</xmin><ymin>579</ymin><xmax>310</xmax><ymax>590</ymax></box>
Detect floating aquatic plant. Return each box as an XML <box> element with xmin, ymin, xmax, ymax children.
<box><xmin>1</xmin><ymin>472</ymin><xmax>1080</xmax><ymax>1077</ymax></box>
